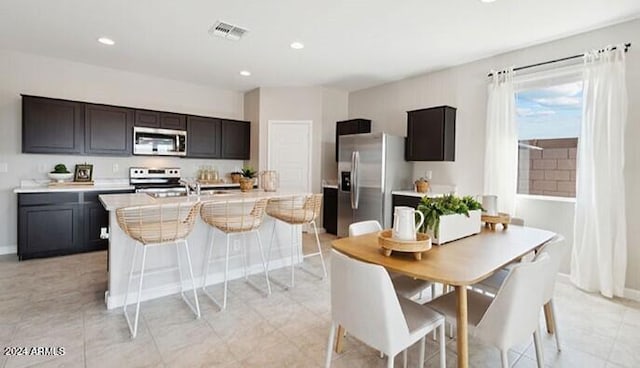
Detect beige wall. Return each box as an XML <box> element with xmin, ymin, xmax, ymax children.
<box><xmin>348</xmin><ymin>19</ymin><xmax>640</xmax><ymax>289</ymax></box>
<box><xmin>0</xmin><ymin>49</ymin><xmax>245</xmax><ymax>254</ymax></box>
<box><xmin>245</xmin><ymin>87</ymin><xmax>348</xmax><ymax>194</ymax></box>
<box><xmin>321</xmin><ymin>88</ymin><xmax>349</xmax><ymax>182</ymax></box>
<box><xmin>244</xmin><ymin>88</ymin><xmax>260</xmax><ymax>170</ymax></box>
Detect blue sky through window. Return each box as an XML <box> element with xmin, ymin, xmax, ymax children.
<box><xmin>516</xmin><ymin>81</ymin><xmax>583</xmax><ymax>140</ymax></box>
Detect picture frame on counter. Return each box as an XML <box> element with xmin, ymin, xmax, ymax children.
<box><xmin>74</xmin><ymin>164</ymin><xmax>93</xmax><ymax>182</ymax></box>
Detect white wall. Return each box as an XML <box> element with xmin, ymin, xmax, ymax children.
<box><xmin>349</xmin><ymin>19</ymin><xmax>640</xmax><ymax>289</ymax></box>
<box><xmin>0</xmin><ymin>49</ymin><xmax>245</xmax><ymax>254</ymax></box>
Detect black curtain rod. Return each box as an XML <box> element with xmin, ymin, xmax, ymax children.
<box><xmin>487</xmin><ymin>42</ymin><xmax>631</xmax><ymax>77</ymax></box>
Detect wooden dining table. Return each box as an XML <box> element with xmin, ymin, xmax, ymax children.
<box><xmin>331</xmin><ymin>226</ymin><xmax>556</xmax><ymax>368</ymax></box>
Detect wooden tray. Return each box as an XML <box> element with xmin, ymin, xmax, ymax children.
<box><xmin>482</xmin><ymin>212</ymin><xmax>511</xmax><ymax>230</ymax></box>
<box><xmin>197</xmin><ymin>179</ymin><xmax>225</xmax><ymax>185</ymax></box>
<box><xmin>48</xmin><ymin>181</ymin><xmax>95</xmax><ymax>187</ymax></box>
<box><xmin>378</xmin><ymin>229</ymin><xmax>432</xmax><ymax>260</ymax></box>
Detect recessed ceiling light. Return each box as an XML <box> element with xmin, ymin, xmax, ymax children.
<box><xmin>239</xmin><ymin>70</ymin><xmax>251</xmax><ymax>76</ymax></box>
<box><xmin>290</xmin><ymin>41</ymin><xmax>304</xmax><ymax>50</ymax></box>
<box><xmin>97</xmin><ymin>37</ymin><xmax>115</xmax><ymax>46</ymax></box>
<box><xmin>480</xmin><ymin>0</ymin><xmax>497</xmax><ymax>2</ymax></box>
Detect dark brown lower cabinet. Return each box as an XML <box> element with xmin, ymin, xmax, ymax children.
<box><xmin>391</xmin><ymin>194</ymin><xmax>421</xmax><ymax>210</ymax></box>
<box><xmin>323</xmin><ymin>187</ymin><xmax>338</xmax><ymax>235</ymax></box>
<box><xmin>17</xmin><ymin>190</ymin><xmax>133</xmax><ymax>260</ymax></box>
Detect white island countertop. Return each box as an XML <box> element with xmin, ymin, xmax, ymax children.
<box><xmin>99</xmin><ymin>190</ymin><xmax>309</xmax><ymax>211</ymax></box>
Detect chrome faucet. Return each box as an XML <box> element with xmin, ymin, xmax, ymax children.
<box><xmin>179</xmin><ymin>179</ymin><xmax>201</xmax><ymax>196</ymax></box>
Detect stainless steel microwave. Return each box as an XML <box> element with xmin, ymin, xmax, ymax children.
<box><xmin>133</xmin><ymin>127</ymin><xmax>187</xmax><ymax>156</ymax></box>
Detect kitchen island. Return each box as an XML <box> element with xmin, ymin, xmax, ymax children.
<box><xmin>99</xmin><ymin>190</ymin><xmax>309</xmax><ymax>309</ymax></box>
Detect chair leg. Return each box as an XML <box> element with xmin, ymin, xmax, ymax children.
<box><xmin>418</xmin><ymin>336</ymin><xmax>426</xmax><ymax>368</ymax></box>
<box><xmin>254</xmin><ymin>230</ymin><xmax>272</xmax><ymax>296</ymax></box>
<box><xmin>123</xmin><ymin>242</ymin><xmax>139</xmax><ymax>337</ymax></box>
<box><xmin>549</xmin><ymin>299</ymin><xmax>562</xmax><ymax>351</ymax></box>
<box><xmin>124</xmin><ymin>244</ymin><xmax>147</xmax><ymax>339</ymax></box>
<box><xmin>182</xmin><ymin>240</ymin><xmax>201</xmax><ymax>319</ymax></box>
<box><xmin>290</xmin><ymin>225</ymin><xmax>296</xmax><ymax>288</ymax></box>
<box><xmin>222</xmin><ymin>234</ymin><xmax>231</xmax><ymax>310</ymax></box>
<box><xmin>325</xmin><ymin>323</ymin><xmax>336</xmax><ymax>368</ymax></box>
<box><xmin>202</xmin><ymin>228</ymin><xmax>214</xmax><ymax>289</ymax></box>
<box><xmin>500</xmin><ymin>349</ymin><xmax>509</xmax><ymax>368</ymax></box>
<box><xmin>240</xmin><ymin>233</ymin><xmax>249</xmax><ymax>281</ymax></box>
<box><xmin>311</xmin><ymin>220</ymin><xmax>328</xmax><ymax>278</ymax></box>
<box><xmin>267</xmin><ymin>220</ymin><xmax>277</xmax><ymax>271</ymax></box>
<box><xmin>533</xmin><ymin>326</ymin><xmax>545</xmax><ymax>368</ymax></box>
<box><xmin>439</xmin><ymin>322</ymin><xmax>446</xmax><ymax>368</ymax></box>
<box><xmin>387</xmin><ymin>353</ymin><xmax>395</xmax><ymax>368</ymax></box>
<box><xmin>402</xmin><ymin>349</ymin><xmax>407</xmax><ymax>368</ymax></box>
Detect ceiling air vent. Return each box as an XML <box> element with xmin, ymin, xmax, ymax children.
<box><xmin>208</xmin><ymin>21</ymin><xmax>248</xmax><ymax>41</ymax></box>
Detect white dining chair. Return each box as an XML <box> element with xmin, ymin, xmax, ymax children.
<box><xmin>426</xmin><ymin>254</ymin><xmax>552</xmax><ymax>368</ymax></box>
<box><xmin>325</xmin><ymin>250</ymin><xmax>446</xmax><ymax>368</ymax></box>
<box><xmin>348</xmin><ymin>220</ymin><xmax>434</xmax><ymax>300</ymax></box>
<box><xmin>471</xmin><ymin>235</ymin><xmax>567</xmax><ymax>351</ymax></box>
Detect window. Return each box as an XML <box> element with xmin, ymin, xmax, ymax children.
<box><xmin>516</xmin><ymin>80</ymin><xmax>583</xmax><ymax>198</ymax></box>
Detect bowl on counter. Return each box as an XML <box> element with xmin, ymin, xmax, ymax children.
<box><xmin>48</xmin><ymin>172</ymin><xmax>74</xmax><ymax>183</ymax></box>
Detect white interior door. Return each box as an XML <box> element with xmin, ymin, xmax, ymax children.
<box><xmin>268</xmin><ymin>120</ymin><xmax>312</xmax><ymax>193</ymax></box>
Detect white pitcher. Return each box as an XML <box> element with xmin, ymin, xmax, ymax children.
<box><xmin>392</xmin><ymin>206</ymin><xmax>425</xmax><ymax>241</ymax></box>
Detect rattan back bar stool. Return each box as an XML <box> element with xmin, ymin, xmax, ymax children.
<box><xmin>116</xmin><ymin>201</ymin><xmax>202</xmax><ymax>338</ymax></box>
<box><xmin>266</xmin><ymin>194</ymin><xmax>327</xmax><ymax>289</ymax></box>
<box><xmin>200</xmin><ymin>198</ymin><xmax>271</xmax><ymax>311</ymax></box>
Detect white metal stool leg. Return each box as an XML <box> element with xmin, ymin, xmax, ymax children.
<box><xmin>255</xmin><ymin>230</ymin><xmax>272</xmax><ymax>296</ymax></box>
<box><xmin>202</xmin><ymin>231</ymin><xmax>232</xmax><ymax>312</ymax></box>
<box><xmin>124</xmin><ymin>243</ymin><xmax>148</xmax><ymax>339</ymax></box>
<box><xmin>290</xmin><ymin>225</ymin><xmax>296</xmax><ymax>288</ymax></box>
<box><xmin>181</xmin><ymin>240</ymin><xmax>201</xmax><ymax>318</ymax></box>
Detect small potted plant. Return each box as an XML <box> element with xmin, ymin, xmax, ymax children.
<box><xmin>230</xmin><ymin>171</ymin><xmax>243</xmax><ymax>184</ymax></box>
<box><xmin>416</xmin><ymin>194</ymin><xmax>484</xmax><ymax>244</ymax></box>
<box><xmin>239</xmin><ymin>166</ymin><xmax>257</xmax><ymax>192</ymax></box>
<box><xmin>48</xmin><ymin>164</ymin><xmax>73</xmax><ymax>183</ymax></box>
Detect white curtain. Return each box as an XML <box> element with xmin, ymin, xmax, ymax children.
<box><xmin>484</xmin><ymin>68</ymin><xmax>518</xmax><ymax>215</ymax></box>
<box><xmin>570</xmin><ymin>46</ymin><xmax>628</xmax><ymax>298</ymax></box>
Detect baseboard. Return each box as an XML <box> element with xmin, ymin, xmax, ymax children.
<box><xmin>0</xmin><ymin>244</ymin><xmax>17</xmax><ymax>255</ymax></box>
<box><xmin>557</xmin><ymin>272</ymin><xmax>640</xmax><ymax>302</ymax></box>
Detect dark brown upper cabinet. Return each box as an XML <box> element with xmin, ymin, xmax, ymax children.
<box><xmin>134</xmin><ymin>110</ymin><xmax>186</xmax><ymax>130</ymax></box>
<box><xmin>22</xmin><ymin>95</ymin><xmax>84</xmax><ymax>154</ymax></box>
<box><xmin>335</xmin><ymin>118</ymin><xmax>371</xmax><ymax>161</ymax></box>
<box><xmin>84</xmin><ymin>104</ymin><xmax>134</xmax><ymax>156</ymax></box>
<box><xmin>405</xmin><ymin>106</ymin><xmax>456</xmax><ymax>161</ymax></box>
<box><xmin>221</xmin><ymin>119</ymin><xmax>250</xmax><ymax>160</ymax></box>
<box><xmin>187</xmin><ymin>116</ymin><xmax>221</xmax><ymax>158</ymax></box>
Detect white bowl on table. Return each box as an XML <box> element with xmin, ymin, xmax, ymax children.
<box><xmin>48</xmin><ymin>172</ymin><xmax>74</xmax><ymax>183</ymax></box>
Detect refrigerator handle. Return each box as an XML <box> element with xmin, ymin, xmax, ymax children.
<box><xmin>351</xmin><ymin>151</ymin><xmax>360</xmax><ymax>209</ymax></box>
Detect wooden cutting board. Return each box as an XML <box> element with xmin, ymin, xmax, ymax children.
<box><xmin>48</xmin><ymin>181</ymin><xmax>95</xmax><ymax>187</ymax></box>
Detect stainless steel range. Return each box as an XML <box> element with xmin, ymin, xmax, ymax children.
<box><xmin>130</xmin><ymin>167</ymin><xmax>187</xmax><ymax>198</ymax></box>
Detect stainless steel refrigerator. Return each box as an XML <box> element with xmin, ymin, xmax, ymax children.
<box><xmin>337</xmin><ymin>133</ymin><xmax>412</xmax><ymax>237</ymax></box>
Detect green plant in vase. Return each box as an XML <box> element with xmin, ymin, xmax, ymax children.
<box><xmin>416</xmin><ymin>195</ymin><xmax>483</xmax><ymax>238</ymax></box>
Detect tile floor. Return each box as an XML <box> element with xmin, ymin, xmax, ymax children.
<box><xmin>1</xmin><ymin>233</ymin><xmax>639</xmax><ymax>368</ymax></box>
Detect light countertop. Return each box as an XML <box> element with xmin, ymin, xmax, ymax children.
<box><xmin>99</xmin><ymin>190</ymin><xmax>310</xmax><ymax>211</ymax></box>
<box><xmin>392</xmin><ymin>184</ymin><xmax>457</xmax><ymax>198</ymax></box>
<box><xmin>14</xmin><ymin>179</ymin><xmax>134</xmax><ymax>193</ymax></box>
